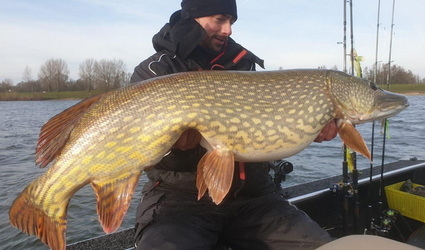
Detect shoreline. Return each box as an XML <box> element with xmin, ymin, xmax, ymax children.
<box><xmin>403</xmin><ymin>92</ymin><xmax>425</xmax><ymax>96</ymax></box>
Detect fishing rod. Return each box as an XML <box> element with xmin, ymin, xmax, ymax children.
<box><xmin>368</xmin><ymin>0</ymin><xmax>403</xmax><ymax>238</ymax></box>
<box><xmin>378</xmin><ymin>0</ymin><xmax>396</xmax><ymax>219</ymax></box>
<box><xmin>340</xmin><ymin>0</ymin><xmax>349</xmax><ymax>234</ymax></box>
<box><xmin>336</xmin><ymin>0</ymin><xmax>360</xmax><ymax>234</ymax></box>
<box><xmin>386</xmin><ymin>0</ymin><xmax>396</xmax><ymax>92</ymax></box>
<box><xmin>366</xmin><ymin>0</ymin><xmax>381</xmax><ymax>233</ymax></box>
<box><xmin>348</xmin><ymin>0</ymin><xmax>360</xmax><ymax>232</ymax></box>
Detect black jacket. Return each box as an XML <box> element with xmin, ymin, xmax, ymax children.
<box><xmin>131</xmin><ymin>11</ymin><xmax>274</xmax><ymax>198</ymax></box>
<box><xmin>130</xmin><ymin>11</ymin><xmax>264</xmax><ymax>83</ymax></box>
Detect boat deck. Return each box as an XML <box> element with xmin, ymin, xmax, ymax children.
<box><xmin>67</xmin><ymin>159</ymin><xmax>425</xmax><ymax>249</ymax></box>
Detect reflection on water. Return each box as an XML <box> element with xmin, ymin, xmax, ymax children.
<box><xmin>0</xmin><ymin>96</ymin><xmax>424</xmax><ymax>249</ymax></box>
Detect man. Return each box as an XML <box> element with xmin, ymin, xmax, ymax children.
<box><xmin>131</xmin><ymin>0</ymin><xmax>337</xmax><ymax>249</ymax></box>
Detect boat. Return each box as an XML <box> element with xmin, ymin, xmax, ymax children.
<box><xmin>67</xmin><ymin>158</ymin><xmax>425</xmax><ymax>249</ymax></box>
<box><xmin>29</xmin><ymin>1</ymin><xmax>425</xmax><ymax>249</ymax></box>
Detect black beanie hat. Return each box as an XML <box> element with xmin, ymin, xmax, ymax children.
<box><xmin>181</xmin><ymin>0</ymin><xmax>237</xmax><ymax>21</ymax></box>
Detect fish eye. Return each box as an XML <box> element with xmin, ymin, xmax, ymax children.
<box><xmin>368</xmin><ymin>80</ymin><xmax>379</xmax><ymax>90</ymax></box>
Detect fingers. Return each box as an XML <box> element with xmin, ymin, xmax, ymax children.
<box><xmin>173</xmin><ymin>129</ymin><xmax>202</xmax><ymax>151</ymax></box>
<box><xmin>315</xmin><ymin>120</ymin><xmax>338</xmax><ymax>142</ymax></box>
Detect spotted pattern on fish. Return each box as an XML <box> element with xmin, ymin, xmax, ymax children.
<box><xmin>9</xmin><ymin>69</ymin><xmax>409</xmax><ymax>250</ymax></box>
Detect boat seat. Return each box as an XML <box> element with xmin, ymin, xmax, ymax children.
<box><xmin>317</xmin><ymin>235</ymin><xmax>421</xmax><ymax>250</ymax></box>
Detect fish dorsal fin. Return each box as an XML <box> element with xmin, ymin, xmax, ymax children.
<box><xmin>196</xmin><ymin>149</ymin><xmax>235</xmax><ymax>204</ymax></box>
<box><xmin>338</xmin><ymin>120</ymin><xmax>372</xmax><ymax>161</ymax></box>
<box><xmin>36</xmin><ymin>94</ymin><xmax>104</xmax><ymax>167</ymax></box>
<box><xmin>91</xmin><ymin>173</ymin><xmax>141</xmax><ymax>234</ymax></box>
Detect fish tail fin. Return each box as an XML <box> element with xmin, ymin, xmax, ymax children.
<box><xmin>91</xmin><ymin>173</ymin><xmax>141</xmax><ymax>234</ymax></box>
<box><xmin>196</xmin><ymin>149</ymin><xmax>234</xmax><ymax>204</ymax></box>
<box><xmin>9</xmin><ymin>189</ymin><xmax>67</xmax><ymax>250</ymax></box>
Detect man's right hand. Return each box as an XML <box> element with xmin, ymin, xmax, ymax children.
<box><xmin>173</xmin><ymin>129</ymin><xmax>202</xmax><ymax>151</ymax></box>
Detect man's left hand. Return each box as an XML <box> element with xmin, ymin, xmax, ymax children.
<box><xmin>314</xmin><ymin>120</ymin><xmax>338</xmax><ymax>142</ymax></box>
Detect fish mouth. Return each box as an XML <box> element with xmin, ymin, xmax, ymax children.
<box><xmin>357</xmin><ymin>91</ymin><xmax>409</xmax><ymax>124</ymax></box>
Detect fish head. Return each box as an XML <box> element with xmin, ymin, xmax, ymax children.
<box><xmin>328</xmin><ymin>70</ymin><xmax>409</xmax><ymax>124</ymax></box>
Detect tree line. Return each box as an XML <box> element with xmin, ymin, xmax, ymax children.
<box><xmin>363</xmin><ymin>63</ymin><xmax>425</xmax><ymax>85</ymax></box>
<box><xmin>1</xmin><ymin>59</ymin><xmax>424</xmax><ymax>93</ymax></box>
<box><xmin>0</xmin><ymin>58</ymin><xmax>131</xmax><ymax>93</ymax></box>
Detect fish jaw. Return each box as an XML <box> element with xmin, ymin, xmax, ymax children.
<box><xmin>328</xmin><ymin>71</ymin><xmax>409</xmax><ymax>125</ymax></box>
<box><xmin>363</xmin><ymin>90</ymin><xmax>409</xmax><ymax>123</ymax></box>
<box><xmin>345</xmin><ymin>90</ymin><xmax>409</xmax><ymax>124</ymax></box>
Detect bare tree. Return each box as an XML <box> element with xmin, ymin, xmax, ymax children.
<box><xmin>20</xmin><ymin>65</ymin><xmax>42</xmax><ymax>92</ymax></box>
<box><xmin>38</xmin><ymin>58</ymin><xmax>69</xmax><ymax>92</ymax></box>
<box><xmin>364</xmin><ymin>63</ymin><xmax>424</xmax><ymax>85</ymax></box>
<box><xmin>22</xmin><ymin>65</ymin><xmax>33</xmax><ymax>82</ymax></box>
<box><xmin>79</xmin><ymin>58</ymin><xmax>96</xmax><ymax>92</ymax></box>
<box><xmin>94</xmin><ymin>59</ymin><xmax>128</xmax><ymax>91</ymax></box>
<box><xmin>94</xmin><ymin>59</ymin><xmax>114</xmax><ymax>90</ymax></box>
<box><xmin>111</xmin><ymin>59</ymin><xmax>128</xmax><ymax>89</ymax></box>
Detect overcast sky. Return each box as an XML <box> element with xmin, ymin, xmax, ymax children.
<box><xmin>1</xmin><ymin>0</ymin><xmax>424</xmax><ymax>84</ymax></box>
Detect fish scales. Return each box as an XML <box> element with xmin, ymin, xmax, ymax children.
<box><xmin>9</xmin><ymin>69</ymin><xmax>409</xmax><ymax>250</ymax></box>
<box><xmin>129</xmin><ymin>70</ymin><xmax>337</xmax><ymax>161</ymax></box>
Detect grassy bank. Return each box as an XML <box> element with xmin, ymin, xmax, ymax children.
<box><xmin>379</xmin><ymin>83</ymin><xmax>425</xmax><ymax>95</ymax></box>
<box><xmin>0</xmin><ymin>90</ymin><xmax>105</xmax><ymax>101</ymax></box>
<box><xmin>0</xmin><ymin>84</ymin><xmax>424</xmax><ymax>101</ymax></box>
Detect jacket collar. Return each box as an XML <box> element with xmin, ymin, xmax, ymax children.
<box><xmin>152</xmin><ymin>10</ymin><xmax>264</xmax><ymax>69</ymax></box>
<box><xmin>153</xmin><ymin>11</ymin><xmax>205</xmax><ymax>59</ymax></box>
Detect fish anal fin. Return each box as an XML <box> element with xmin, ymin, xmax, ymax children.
<box><xmin>338</xmin><ymin>120</ymin><xmax>371</xmax><ymax>161</ymax></box>
<box><xmin>196</xmin><ymin>149</ymin><xmax>235</xmax><ymax>205</ymax></box>
<box><xmin>9</xmin><ymin>189</ymin><xmax>67</xmax><ymax>250</ymax></box>
<box><xmin>36</xmin><ymin>94</ymin><xmax>105</xmax><ymax>167</ymax></box>
<box><xmin>91</xmin><ymin>173</ymin><xmax>140</xmax><ymax>234</ymax></box>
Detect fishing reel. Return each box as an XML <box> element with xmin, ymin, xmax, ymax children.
<box><xmin>330</xmin><ymin>182</ymin><xmax>343</xmax><ymax>194</ymax></box>
<box><xmin>377</xmin><ymin>209</ymin><xmax>400</xmax><ymax>232</ymax></box>
<box><xmin>369</xmin><ymin>209</ymin><xmax>403</xmax><ymax>236</ymax></box>
<box><xmin>270</xmin><ymin>160</ymin><xmax>293</xmax><ymax>191</ymax></box>
<box><xmin>330</xmin><ymin>181</ymin><xmax>354</xmax><ymax>198</ymax></box>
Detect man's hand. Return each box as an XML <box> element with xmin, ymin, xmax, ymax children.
<box><xmin>314</xmin><ymin>120</ymin><xmax>338</xmax><ymax>142</ymax></box>
<box><xmin>173</xmin><ymin>129</ymin><xmax>203</xmax><ymax>151</ymax></box>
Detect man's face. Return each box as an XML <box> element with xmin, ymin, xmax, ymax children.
<box><xmin>195</xmin><ymin>14</ymin><xmax>235</xmax><ymax>52</ymax></box>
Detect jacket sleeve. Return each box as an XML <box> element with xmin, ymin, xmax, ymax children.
<box><xmin>130</xmin><ymin>51</ymin><xmax>188</xmax><ymax>84</ymax></box>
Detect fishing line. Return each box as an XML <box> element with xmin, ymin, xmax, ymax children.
<box><xmin>366</xmin><ymin>121</ymin><xmax>375</xmax><ymax>232</ymax></box>
<box><xmin>378</xmin><ymin>119</ymin><xmax>388</xmax><ymax>219</ymax></box>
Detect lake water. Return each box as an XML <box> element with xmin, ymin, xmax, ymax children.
<box><xmin>1</xmin><ymin>96</ymin><xmax>424</xmax><ymax>249</ymax></box>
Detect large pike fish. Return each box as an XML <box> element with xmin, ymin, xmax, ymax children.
<box><xmin>9</xmin><ymin>69</ymin><xmax>408</xmax><ymax>249</ymax></box>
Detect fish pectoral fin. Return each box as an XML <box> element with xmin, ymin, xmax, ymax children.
<box><xmin>9</xmin><ymin>187</ymin><xmax>68</xmax><ymax>250</ymax></box>
<box><xmin>36</xmin><ymin>94</ymin><xmax>104</xmax><ymax>167</ymax></box>
<box><xmin>338</xmin><ymin>120</ymin><xmax>371</xmax><ymax>161</ymax></box>
<box><xmin>196</xmin><ymin>149</ymin><xmax>235</xmax><ymax>205</ymax></box>
<box><xmin>91</xmin><ymin>173</ymin><xmax>140</xmax><ymax>234</ymax></box>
